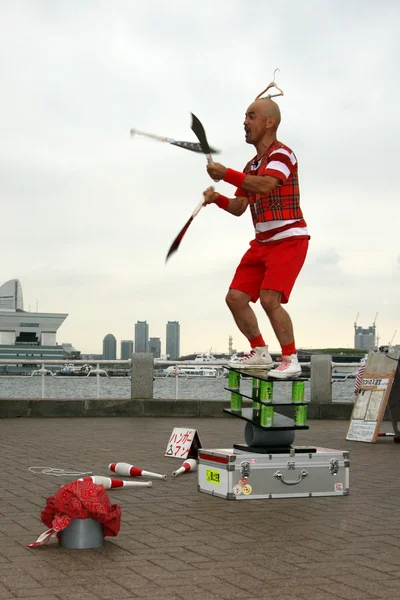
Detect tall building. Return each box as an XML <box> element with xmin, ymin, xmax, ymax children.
<box><xmin>354</xmin><ymin>326</ymin><xmax>375</xmax><ymax>351</ymax></box>
<box><xmin>0</xmin><ymin>279</ymin><xmax>67</xmax><ymax>374</ymax></box>
<box><xmin>166</xmin><ymin>321</ymin><xmax>180</xmax><ymax>360</ymax></box>
<box><xmin>134</xmin><ymin>321</ymin><xmax>149</xmax><ymax>353</ymax></box>
<box><xmin>103</xmin><ymin>334</ymin><xmax>117</xmax><ymax>360</ymax></box>
<box><xmin>120</xmin><ymin>340</ymin><xmax>133</xmax><ymax>360</ymax></box>
<box><xmin>149</xmin><ymin>337</ymin><xmax>161</xmax><ymax>358</ymax></box>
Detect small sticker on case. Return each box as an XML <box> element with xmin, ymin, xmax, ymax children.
<box><xmin>233</xmin><ymin>484</ymin><xmax>243</xmax><ymax>495</ymax></box>
<box><xmin>242</xmin><ymin>484</ymin><xmax>252</xmax><ymax>496</ymax></box>
<box><xmin>206</xmin><ymin>469</ymin><xmax>220</xmax><ymax>484</ymax></box>
<box><xmin>334</xmin><ymin>482</ymin><xmax>344</xmax><ymax>491</ymax></box>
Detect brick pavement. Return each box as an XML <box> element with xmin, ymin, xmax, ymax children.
<box><xmin>0</xmin><ymin>417</ymin><xmax>399</xmax><ymax>600</ymax></box>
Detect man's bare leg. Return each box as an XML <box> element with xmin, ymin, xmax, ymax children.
<box><xmin>226</xmin><ymin>289</ymin><xmax>273</xmax><ymax>367</ymax></box>
<box><xmin>259</xmin><ymin>290</ymin><xmax>295</xmax><ymax>347</ymax></box>
<box><xmin>260</xmin><ymin>289</ymin><xmax>301</xmax><ymax>378</ymax></box>
<box><xmin>225</xmin><ymin>289</ymin><xmax>261</xmax><ymax>339</ymax></box>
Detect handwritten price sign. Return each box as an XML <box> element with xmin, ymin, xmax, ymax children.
<box><xmin>165</xmin><ymin>428</ymin><xmax>201</xmax><ymax>459</ymax></box>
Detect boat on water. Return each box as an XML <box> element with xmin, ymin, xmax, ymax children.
<box><xmin>163</xmin><ymin>365</ymin><xmax>223</xmax><ymax>378</ymax></box>
<box><xmin>56</xmin><ymin>364</ymin><xmax>93</xmax><ymax>376</ymax></box>
<box><xmin>194</xmin><ymin>352</ymin><xmax>217</xmax><ymax>362</ymax></box>
<box><xmin>154</xmin><ymin>351</ymin><xmax>227</xmax><ymax>379</ymax></box>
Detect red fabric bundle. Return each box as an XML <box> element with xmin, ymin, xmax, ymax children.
<box><xmin>41</xmin><ymin>480</ymin><xmax>121</xmax><ymax>538</ymax></box>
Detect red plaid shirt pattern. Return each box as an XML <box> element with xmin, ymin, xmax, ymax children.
<box><xmin>240</xmin><ymin>141</ymin><xmax>304</xmax><ymax>225</ymax></box>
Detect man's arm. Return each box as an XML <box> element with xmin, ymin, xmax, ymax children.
<box><xmin>207</xmin><ymin>163</ymin><xmax>280</xmax><ymax>195</ymax></box>
<box><xmin>221</xmin><ymin>195</ymin><xmax>249</xmax><ymax>216</ymax></box>
<box><xmin>239</xmin><ymin>173</ymin><xmax>279</xmax><ymax>195</ymax></box>
<box><xmin>203</xmin><ymin>187</ymin><xmax>249</xmax><ymax>216</ymax></box>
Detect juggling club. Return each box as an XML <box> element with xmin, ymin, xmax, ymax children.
<box><xmin>172</xmin><ymin>459</ymin><xmax>197</xmax><ymax>477</ymax></box>
<box><xmin>79</xmin><ymin>476</ymin><xmax>152</xmax><ymax>489</ymax></box>
<box><xmin>109</xmin><ymin>462</ymin><xmax>167</xmax><ymax>480</ymax></box>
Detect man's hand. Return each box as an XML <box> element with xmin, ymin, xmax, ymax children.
<box><xmin>206</xmin><ymin>162</ymin><xmax>227</xmax><ymax>182</ymax></box>
<box><xmin>203</xmin><ymin>186</ymin><xmax>220</xmax><ymax>205</ymax></box>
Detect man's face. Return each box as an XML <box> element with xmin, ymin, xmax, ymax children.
<box><xmin>243</xmin><ymin>102</ymin><xmax>271</xmax><ymax>145</ymax></box>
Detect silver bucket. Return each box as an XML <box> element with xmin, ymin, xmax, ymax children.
<box><xmin>60</xmin><ymin>518</ymin><xmax>104</xmax><ymax>550</ymax></box>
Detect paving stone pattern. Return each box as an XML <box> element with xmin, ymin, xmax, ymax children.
<box><xmin>0</xmin><ymin>417</ymin><xmax>399</xmax><ymax>600</ymax></box>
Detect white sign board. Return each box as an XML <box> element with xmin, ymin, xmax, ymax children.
<box><xmin>347</xmin><ymin>368</ymin><xmax>394</xmax><ymax>443</ymax></box>
<box><xmin>347</xmin><ymin>419</ymin><xmax>379</xmax><ymax>443</ymax></box>
<box><xmin>165</xmin><ymin>428</ymin><xmax>202</xmax><ymax>459</ymax></box>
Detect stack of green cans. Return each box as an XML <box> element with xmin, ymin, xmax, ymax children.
<box><xmin>259</xmin><ymin>380</ymin><xmax>274</xmax><ymax>428</ymax></box>
<box><xmin>252</xmin><ymin>377</ymin><xmax>260</xmax><ymax>420</ymax></box>
<box><xmin>292</xmin><ymin>381</ymin><xmax>307</xmax><ymax>426</ymax></box>
<box><xmin>229</xmin><ymin>370</ymin><xmax>242</xmax><ymax>412</ymax></box>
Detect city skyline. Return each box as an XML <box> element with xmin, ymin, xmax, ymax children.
<box><xmin>101</xmin><ymin>321</ymin><xmax>181</xmax><ymax>359</ymax></box>
<box><xmin>96</xmin><ymin>312</ymin><xmax>390</xmax><ymax>357</ymax></box>
<box><xmin>1</xmin><ymin>284</ymin><xmax>391</xmax><ymax>357</ymax></box>
<box><xmin>98</xmin><ymin>315</ymin><xmax>385</xmax><ymax>359</ymax></box>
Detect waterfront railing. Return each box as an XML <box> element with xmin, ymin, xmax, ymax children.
<box><xmin>0</xmin><ymin>354</ymin><xmax>362</xmax><ymax>401</ymax></box>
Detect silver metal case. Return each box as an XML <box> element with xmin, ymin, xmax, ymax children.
<box><xmin>198</xmin><ymin>446</ymin><xmax>350</xmax><ymax>500</ymax></box>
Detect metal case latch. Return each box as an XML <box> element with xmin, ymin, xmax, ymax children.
<box><xmin>240</xmin><ymin>461</ymin><xmax>250</xmax><ymax>478</ymax></box>
<box><xmin>329</xmin><ymin>458</ymin><xmax>339</xmax><ymax>475</ymax></box>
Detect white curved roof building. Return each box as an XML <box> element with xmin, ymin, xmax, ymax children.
<box><xmin>0</xmin><ymin>279</ymin><xmax>24</xmax><ymax>311</ymax></box>
<box><xmin>0</xmin><ymin>279</ymin><xmax>67</xmax><ymax>347</ymax></box>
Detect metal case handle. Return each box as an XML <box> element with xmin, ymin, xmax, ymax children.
<box><xmin>274</xmin><ymin>469</ymin><xmax>308</xmax><ymax>485</ymax></box>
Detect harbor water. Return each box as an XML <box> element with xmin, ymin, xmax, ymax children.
<box><xmin>0</xmin><ymin>376</ymin><xmax>356</xmax><ymax>403</ymax></box>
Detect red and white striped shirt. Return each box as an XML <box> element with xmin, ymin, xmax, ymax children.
<box><xmin>235</xmin><ymin>141</ymin><xmax>309</xmax><ymax>243</ymax></box>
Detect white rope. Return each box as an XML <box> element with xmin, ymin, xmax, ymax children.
<box><xmin>28</xmin><ymin>466</ymin><xmax>93</xmax><ymax>477</ymax></box>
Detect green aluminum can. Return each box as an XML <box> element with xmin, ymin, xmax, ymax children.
<box><xmin>228</xmin><ymin>369</ymin><xmax>242</xmax><ymax>412</ymax></box>
<box><xmin>292</xmin><ymin>381</ymin><xmax>305</xmax><ymax>403</ymax></box>
<box><xmin>252</xmin><ymin>377</ymin><xmax>260</xmax><ymax>419</ymax></box>
<box><xmin>260</xmin><ymin>404</ymin><xmax>274</xmax><ymax>428</ymax></box>
<box><xmin>230</xmin><ymin>391</ymin><xmax>242</xmax><ymax>412</ymax></box>
<box><xmin>228</xmin><ymin>370</ymin><xmax>240</xmax><ymax>389</ymax></box>
<box><xmin>294</xmin><ymin>405</ymin><xmax>307</xmax><ymax>426</ymax></box>
<box><xmin>259</xmin><ymin>380</ymin><xmax>273</xmax><ymax>403</ymax></box>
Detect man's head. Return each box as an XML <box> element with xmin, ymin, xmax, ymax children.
<box><xmin>243</xmin><ymin>98</ymin><xmax>281</xmax><ymax>145</ymax></box>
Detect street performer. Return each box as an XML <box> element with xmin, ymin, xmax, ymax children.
<box><xmin>203</xmin><ymin>97</ymin><xmax>309</xmax><ymax>378</ymax></box>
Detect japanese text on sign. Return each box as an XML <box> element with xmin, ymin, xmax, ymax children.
<box><xmin>165</xmin><ymin>428</ymin><xmax>200</xmax><ymax>459</ymax></box>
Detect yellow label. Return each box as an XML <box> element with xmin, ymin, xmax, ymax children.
<box><xmin>206</xmin><ymin>469</ymin><xmax>220</xmax><ymax>484</ymax></box>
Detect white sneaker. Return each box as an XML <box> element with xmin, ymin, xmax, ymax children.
<box><xmin>268</xmin><ymin>354</ymin><xmax>301</xmax><ymax>379</ymax></box>
<box><xmin>229</xmin><ymin>346</ymin><xmax>274</xmax><ymax>370</ymax></box>
<box><xmin>227</xmin><ymin>354</ymin><xmax>242</xmax><ymax>366</ymax></box>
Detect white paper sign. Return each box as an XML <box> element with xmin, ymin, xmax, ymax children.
<box><xmin>346</xmin><ymin>419</ymin><xmax>377</xmax><ymax>442</ymax></box>
<box><xmin>164</xmin><ymin>427</ymin><xmax>201</xmax><ymax>459</ymax></box>
<box><xmin>347</xmin><ymin>379</ymin><xmax>390</xmax><ymax>442</ymax></box>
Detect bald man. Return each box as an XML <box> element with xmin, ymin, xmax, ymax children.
<box><xmin>203</xmin><ymin>98</ymin><xmax>309</xmax><ymax>378</ymax></box>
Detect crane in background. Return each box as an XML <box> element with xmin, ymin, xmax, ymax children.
<box><xmin>389</xmin><ymin>330</ymin><xmax>397</xmax><ymax>347</ymax></box>
<box><xmin>373</xmin><ymin>313</ymin><xmax>379</xmax><ymax>349</ymax></box>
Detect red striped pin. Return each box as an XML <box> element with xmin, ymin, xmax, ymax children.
<box><xmin>79</xmin><ymin>476</ymin><xmax>152</xmax><ymax>489</ymax></box>
<box><xmin>172</xmin><ymin>459</ymin><xmax>197</xmax><ymax>477</ymax></box>
<box><xmin>109</xmin><ymin>462</ymin><xmax>167</xmax><ymax>480</ymax></box>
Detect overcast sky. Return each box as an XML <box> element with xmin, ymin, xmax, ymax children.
<box><xmin>1</xmin><ymin>0</ymin><xmax>399</xmax><ymax>356</ymax></box>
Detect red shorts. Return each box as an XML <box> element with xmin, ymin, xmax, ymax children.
<box><xmin>230</xmin><ymin>237</ymin><xmax>309</xmax><ymax>304</ymax></box>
